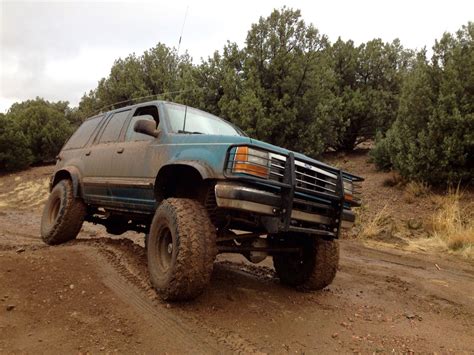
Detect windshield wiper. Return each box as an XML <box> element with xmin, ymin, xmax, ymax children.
<box><xmin>178</xmin><ymin>130</ymin><xmax>203</xmax><ymax>134</ymax></box>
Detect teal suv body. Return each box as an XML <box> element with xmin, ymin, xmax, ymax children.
<box><xmin>41</xmin><ymin>100</ymin><xmax>363</xmax><ymax>301</ymax></box>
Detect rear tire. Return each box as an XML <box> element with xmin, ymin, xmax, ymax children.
<box><xmin>272</xmin><ymin>234</ymin><xmax>339</xmax><ymax>291</ymax></box>
<box><xmin>147</xmin><ymin>198</ymin><xmax>217</xmax><ymax>301</ymax></box>
<box><xmin>41</xmin><ymin>179</ymin><xmax>86</xmax><ymax>245</ymax></box>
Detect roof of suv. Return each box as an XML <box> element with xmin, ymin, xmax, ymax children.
<box><xmin>93</xmin><ymin>100</ymin><xmax>163</xmax><ymax>119</ymax></box>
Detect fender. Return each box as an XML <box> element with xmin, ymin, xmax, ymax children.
<box><xmin>51</xmin><ymin>166</ymin><xmax>82</xmax><ymax>197</ymax></box>
<box><xmin>160</xmin><ymin>160</ymin><xmax>218</xmax><ymax>180</ymax></box>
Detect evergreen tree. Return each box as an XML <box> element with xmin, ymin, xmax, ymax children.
<box><xmin>373</xmin><ymin>23</ymin><xmax>474</xmax><ymax>184</ymax></box>
<box><xmin>219</xmin><ymin>7</ymin><xmax>339</xmax><ymax>156</ymax></box>
<box><xmin>0</xmin><ymin>115</ymin><xmax>33</xmax><ymax>171</ymax></box>
<box><xmin>330</xmin><ymin>38</ymin><xmax>413</xmax><ymax>151</ymax></box>
<box><xmin>5</xmin><ymin>98</ymin><xmax>73</xmax><ymax>165</ymax></box>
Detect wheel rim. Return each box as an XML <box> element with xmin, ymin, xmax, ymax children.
<box><xmin>48</xmin><ymin>196</ymin><xmax>61</xmax><ymax>225</ymax></box>
<box><xmin>157</xmin><ymin>227</ymin><xmax>173</xmax><ymax>272</ymax></box>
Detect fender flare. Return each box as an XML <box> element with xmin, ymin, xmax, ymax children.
<box><xmin>159</xmin><ymin>160</ymin><xmax>217</xmax><ymax>180</ymax></box>
<box><xmin>51</xmin><ymin>166</ymin><xmax>82</xmax><ymax>197</ymax></box>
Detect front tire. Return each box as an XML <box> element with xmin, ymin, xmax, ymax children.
<box><xmin>272</xmin><ymin>234</ymin><xmax>339</xmax><ymax>291</ymax></box>
<box><xmin>147</xmin><ymin>198</ymin><xmax>217</xmax><ymax>301</ymax></box>
<box><xmin>41</xmin><ymin>179</ymin><xmax>86</xmax><ymax>245</ymax></box>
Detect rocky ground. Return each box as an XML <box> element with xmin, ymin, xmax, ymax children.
<box><xmin>0</xmin><ymin>159</ymin><xmax>473</xmax><ymax>353</ymax></box>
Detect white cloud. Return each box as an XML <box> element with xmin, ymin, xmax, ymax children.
<box><xmin>1</xmin><ymin>0</ymin><xmax>473</xmax><ymax>112</ymax></box>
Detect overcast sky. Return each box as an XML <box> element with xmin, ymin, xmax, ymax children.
<box><xmin>1</xmin><ymin>0</ymin><xmax>473</xmax><ymax>113</ymax></box>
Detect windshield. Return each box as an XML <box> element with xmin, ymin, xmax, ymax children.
<box><xmin>164</xmin><ymin>103</ymin><xmax>244</xmax><ymax>136</ymax></box>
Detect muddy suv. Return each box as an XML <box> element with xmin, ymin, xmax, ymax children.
<box><xmin>41</xmin><ymin>101</ymin><xmax>363</xmax><ymax>301</ymax></box>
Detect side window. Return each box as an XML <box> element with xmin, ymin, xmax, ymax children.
<box><xmin>98</xmin><ymin>110</ymin><xmax>130</xmax><ymax>143</ymax></box>
<box><xmin>125</xmin><ymin>105</ymin><xmax>160</xmax><ymax>142</ymax></box>
<box><xmin>125</xmin><ymin>115</ymin><xmax>155</xmax><ymax>141</ymax></box>
<box><xmin>63</xmin><ymin>115</ymin><xmax>104</xmax><ymax>150</ymax></box>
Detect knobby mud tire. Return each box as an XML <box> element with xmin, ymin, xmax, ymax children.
<box><xmin>273</xmin><ymin>236</ymin><xmax>339</xmax><ymax>291</ymax></box>
<box><xmin>40</xmin><ymin>179</ymin><xmax>86</xmax><ymax>245</ymax></box>
<box><xmin>147</xmin><ymin>198</ymin><xmax>217</xmax><ymax>301</ymax></box>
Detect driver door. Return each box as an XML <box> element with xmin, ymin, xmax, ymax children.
<box><xmin>108</xmin><ymin>104</ymin><xmax>162</xmax><ymax>212</ymax></box>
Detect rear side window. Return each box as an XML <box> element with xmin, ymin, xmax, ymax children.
<box><xmin>63</xmin><ymin>115</ymin><xmax>104</xmax><ymax>150</ymax></box>
<box><xmin>99</xmin><ymin>110</ymin><xmax>130</xmax><ymax>143</ymax></box>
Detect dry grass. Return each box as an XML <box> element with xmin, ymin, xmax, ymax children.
<box><xmin>403</xmin><ymin>181</ymin><xmax>431</xmax><ymax>204</ymax></box>
<box><xmin>358</xmin><ymin>204</ymin><xmax>392</xmax><ymax>238</ymax></box>
<box><xmin>427</xmin><ymin>187</ymin><xmax>474</xmax><ymax>258</ymax></box>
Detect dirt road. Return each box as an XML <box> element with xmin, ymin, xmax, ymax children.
<box><xmin>1</xmin><ymin>206</ymin><xmax>474</xmax><ymax>354</ymax></box>
<box><xmin>1</xmin><ymin>165</ymin><xmax>474</xmax><ymax>353</ymax></box>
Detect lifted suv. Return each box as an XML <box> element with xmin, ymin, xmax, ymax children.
<box><xmin>41</xmin><ymin>101</ymin><xmax>363</xmax><ymax>301</ymax></box>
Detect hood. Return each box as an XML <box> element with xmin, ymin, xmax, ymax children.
<box><xmin>164</xmin><ymin>134</ymin><xmax>252</xmax><ymax>145</ymax></box>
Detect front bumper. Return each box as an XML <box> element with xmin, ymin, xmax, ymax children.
<box><xmin>215</xmin><ymin>182</ymin><xmax>355</xmax><ymax>236</ymax></box>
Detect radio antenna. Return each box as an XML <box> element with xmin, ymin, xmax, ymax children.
<box><xmin>177</xmin><ymin>5</ymin><xmax>189</xmax><ymax>57</ymax></box>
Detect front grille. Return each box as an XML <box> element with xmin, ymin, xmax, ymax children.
<box><xmin>295</xmin><ymin>162</ymin><xmax>338</xmax><ymax>195</ymax></box>
<box><xmin>269</xmin><ymin>157</ymin><xmax>285</xmax><ymax>182</ymax></box>
<box><xmin>270</xmin><ymin>154</ymin><xmax>339</xmax><ymax>197</ymax></box>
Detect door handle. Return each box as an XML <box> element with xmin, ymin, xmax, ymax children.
<box><xmin>85</xmin><ymin>151</ymin><xmax>91</xmax><ymax>156</ymax></box>
<box><xmin>117</xmin><ymin>147</ymin><xmax>124</xmax><ymax>154</ymax></box>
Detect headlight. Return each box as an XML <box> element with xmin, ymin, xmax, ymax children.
<box><xmin>343</xmin><ymin>179</ymin><xmax>354</xmax><ymax>201</ymax></box>
<box><xmin>343</xmin><ymin>180</ymin><xmax>353</xmax><ymax>193</ymax></box>
<box><xmin>232</xmin><ymin>146</ymin><xmax>270</xmax><ymax>178</ymax></box>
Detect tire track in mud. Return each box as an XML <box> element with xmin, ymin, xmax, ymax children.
<box><xmin>0</xmin><ymin>221</ymin><xmax>271</xmax><ymax>354</ymax></box>
<box><xmin>75</xmin><ymin>238</ymin><xmax>265</xmax><ymax>354</ymax></box>
<box><xmin>79</xmin><ymin>244</ymin><xmax>218</xmax><ymax>353</ymax></box>
<box><xmin>0</xmin><ymin>231</ymin><xmax>45</xmax><ymax>251</ymax></box>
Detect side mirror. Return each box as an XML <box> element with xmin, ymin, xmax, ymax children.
<box><xmin>134</xmin><ymin>119</ymin><xmax>160</xmax><ymax>138</ymax></box>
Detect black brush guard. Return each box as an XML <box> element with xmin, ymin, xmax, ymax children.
<box><xmin>223</xmin><ymin>144</ymin><xmax>363</xmax><ymax>238</ymax></box>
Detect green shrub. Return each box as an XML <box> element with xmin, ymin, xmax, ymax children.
<box><xmin>370</xmin><ymin>132</ymin><xmax>392</xmax><ymax>171</ymax></box>
<box><xmin>1</xmin><ymin>98</ymin><xmax>74</xmax><ymax>171</ymax></box>
<box><xmin>373</xmin><ymin>24</ymin><xmax>474</xmax><ymax>185</ymax></box>
<box><xmin>330</xmin><ymin>38</ymin><xmax>413</xmax><ymax>151</ymax></box>
<box><xmin>0</xmin><ymin>116</ymin><xmax>33</xmax><ymax>171</ymax></box>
